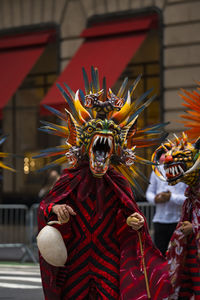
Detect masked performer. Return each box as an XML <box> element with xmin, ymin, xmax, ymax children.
<box><xmin>151</xmin><ymin>84</ymin><xmax>200</xmax><ymax>299</ymax></box>
<box><xmin>36</xmin><ymin>67</ymin><xmax>172</xmax><ymax>300</ymax></box>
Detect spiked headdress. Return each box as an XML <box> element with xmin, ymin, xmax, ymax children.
<box><xmin>151</xmin><ymin>82</ymin><xmax>200</xmax><ymax>186</ymax></box>
<box><xmin>34</xmin><ymin>67</ymin><xmax>168</xmax><ymax>195</ymax></box>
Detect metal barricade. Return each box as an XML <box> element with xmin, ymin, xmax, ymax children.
<box><xmin>29</xmin><ymin>203</ymin><xmax>39</xmax><ymax>244</ymax></box>
<box><xmin>29</xmin><ymin>202</ymin><xmax>155</xmax><ymax>240</ymax></box>
<box><xmin>30</xmin><ymin>202</ymin><xmax>155</xmax><ymax>236</ymax></box>
<box><xmin>0</xmin><ymin>204</ymin><xmax>37</xmax><ymax>263</ymax></box>
<box><xmin>0</xmin><ymin>202</ymin><xmax>155</xmax><ymax>263</ymax></box>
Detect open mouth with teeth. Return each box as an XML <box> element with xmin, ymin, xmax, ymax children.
<box><xmin>89</xmin><ymin>134</ymin><xmax>114</xmax><ymax>177</ymax></box>
<box><xmin>164</xmin><ymin>162</ymin><xmax>185</xmax><ymax>183</ymax></box>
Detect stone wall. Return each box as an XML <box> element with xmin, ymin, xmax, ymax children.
<box><xmin>1</xmin><ymin>0</ymin><xmax>199</xmax><ymax>132</ymax></box>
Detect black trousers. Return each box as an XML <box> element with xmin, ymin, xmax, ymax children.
<box><xmin>154</xmin><ymin>222</ymin><xmax>177</xmax><ymax>256</ymax></box>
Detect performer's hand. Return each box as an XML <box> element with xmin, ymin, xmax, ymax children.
<box><xmin>155</xmin><ymin>191</ymin><xmax>171</xmax><ymax>203</ymax></box>
<box><xmin>52</xmin><ymin>204</ymin><xmax>76</xmax><ymax>224</ymax></box>
<box><xmin>180</xmin><ymin>221</ymin><xmax>193</xmax><ymax>236</ymax></box>
<box><xmin>126</xmin><ymin>212</ymin><xmax>144</xmax><ymax>231</ymax></box>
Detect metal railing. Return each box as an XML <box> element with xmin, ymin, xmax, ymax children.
<box><xmin>138</xmin><ymin>202</ymin><xmax>155</xmax><ymax>237</ymax></box>
<box><xmin>0</xmin><ymin>202</ymin><xmax>155</xmax><ymax>263</ymax></box>
<box><xmin>0</xmin><ymin>204</ymin><xmax>37</xmax><ymax>263</ymax></box>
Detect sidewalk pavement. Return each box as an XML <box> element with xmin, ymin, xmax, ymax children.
<box><xmin>0</xmin><ymin>246</ymin><xmax>38</xmax><ymax>263</ymax></box>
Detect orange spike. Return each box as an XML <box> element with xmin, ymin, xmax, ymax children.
<box><xmin>180</xmin><ymin>95</ymin><xmax>200</xmax><ymax>112</ymax></box>
<box><xmin>180</xmin><ymin>84</ymin><xmax>200</xmax><ymax>140</ymax></box>
<box><xmin>180</xmin><ymin>88</ymin><xmax>200</xmax><ymax>102</ymax></box>
<box><xmin>112</xmin><ymin>91</ymin><xmax>132</xmax><ymax>124</ymax></box>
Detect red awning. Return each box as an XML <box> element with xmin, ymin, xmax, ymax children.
<box><xmin>41</xmin><ymin>14</ymin><xmax>157</xmax><ymax>112</ymax></box>
<box><xmin>0</xmin><ymin>30</ymin><xmax>55</xmax><ymax>118</ymax></box>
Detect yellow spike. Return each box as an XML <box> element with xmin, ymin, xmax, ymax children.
<box><xmin>0</xmin><ymin>152</ymin><xmax>9</xmax><ymax>158</ymax></box>
<box><xmin>129</xmin><ymin>165</ymin><xmax>138</xmax><ymax>176</ymax></box>
<box><xmin>48</xmin><ymin>156</ymin><xmax>69</xmax><ymax>166</ymax></box>
<box><xmin>112</xmin><ymin>90</ymin><xmax>131</xmax><ymax>124</ymax></box>
<box><xmin>55</xmin><ymin>144</ymin><xmax>72</xmax><ymax>150</ymax></box>
<box><xmin>74</xmin><ymin>90</ymin><xmax>91</xmax><ymax>124</ymax></box>
<box><xmin>119</xmin><ymin>116</ymin><xmax>130</xmax><ymax>127</ymax></box>
<box><xmin>161</xmin><ymin>143</ymin><xmax>169</xmax><ymax>153</ymax></box>
<box><xmin>108</xmin><ymin>88</ymin><xmax>112</xmax><ymax>97</ymax></box>
<box><xmin>182</xmin><ymin>132</ymin><xmax>188</xmax><ymax>145</ymax></box>
<box><xmin>173</xmin><ymin>133</ymin><xmax>180</xmax><ymax>146</ymax></box>
<box><xmin>47</xmin><ymin>123</ymin><xmax>69</xmax><ymax>136</ymax></box>
<box><xmin>92</xmin><ymin>110</ymin><xmax>97</xmax><ymax>118</ymax></box>
<box><xmin>121</xmin><ymin>114</ymin><xmax>138</xmax><ymax>129</ymax></box>
<box><xmin>167</xmin><ymin>139</ymin><xmax>174</xmax><ymax>146</ymax></box>
<box><xmin>57</xmin><ymin>124</ymin><xmax>69</xmax><ymax>134</ymax></box>
<box><xmin>131</xmin><ymin>146</ymin><xmax>136</xmax><ymax>151</ymax></box>
<box><xmin>115</xmin><ymin>165</ymin><xmax>136</xmax><ymax>187</ymax></box>
<box><xmin>0</xmin><ymin>162</ymin><xmax>15</xmax><ymax>172</ymax></box>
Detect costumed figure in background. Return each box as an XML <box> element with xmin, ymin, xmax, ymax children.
<box><xmin>35</xmin><ymin>67</ymin><xmax>172</xmax><ymax>300</ymax></box>
<box><xmin>146</xmin><ymin>155</ymin><xmax>187</xmax><ymax>256</ymax></box>
<box><xmin>151</xmin><ymin>84</ymin><xmax>200</xmax><ymax>299</ymax></box>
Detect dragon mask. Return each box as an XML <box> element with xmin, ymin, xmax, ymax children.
<box><xmin>152</xmin><ymin>84</ymin><xmax>200</xmax><ymax>186</ymax></box>
<box><xmin>34</xmin><ymin>67</ymin><xmax>168</xmax><ymax>193</ymax></box>
<box><xmin>152</xmin><ymin>133</ymin><xmax>200</xmax><ymax>186</ymax></box>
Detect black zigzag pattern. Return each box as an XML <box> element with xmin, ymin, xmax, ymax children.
<box><xmin>60</xmin><ymin>189</ymin><xmax>122</xmax><ymax>299</ymax></box>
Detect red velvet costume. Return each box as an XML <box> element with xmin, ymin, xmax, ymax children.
<box><xmin>167</xmin><ymin>181</ymin><xmax>200</xmax><ymax>299</ymax></box>
<box><xmin>38</xmin><ymin>162</ymin><xmax>172</xmax><ymax>300</ymax></box>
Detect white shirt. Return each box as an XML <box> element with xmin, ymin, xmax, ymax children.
<box><xmin>146</xmin><ymin>170</ymin><xmax>187</xmax><ymax>224</ymax></box>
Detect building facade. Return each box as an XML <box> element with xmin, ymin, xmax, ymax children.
<box><xmin>0</xmin><ymin>0</ymin><xmax>199</xmax><ymax>202</ymax></box>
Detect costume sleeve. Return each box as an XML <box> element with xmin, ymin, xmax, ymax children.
<box><xmin>39</xmin><ymin>169</ymin><xmax>73</xmax><ymax>222</ymax></box>
<box><xmin>116</xmin><ymin>203</ymin><xmax>142</xmax><ymax>245</ymax></box>
<box><xmin>145</xmin><ymin>171</ymin><xmax>157</xmax><ymax>204</ymax></box>
<box><xmin>169</xmin><ymin>182</ymin><xmax>187</xmax><ymax>206</ymax></box>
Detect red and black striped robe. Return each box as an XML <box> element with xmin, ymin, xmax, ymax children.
<box><xmin>38</xmin><ymin>162</ymin><xmax>172</xmax><ymax>299</ymax></box>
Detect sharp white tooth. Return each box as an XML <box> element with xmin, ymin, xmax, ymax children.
<box><xmin>166</xmin><ymin>168</ymin><xmax>169</xmax><ymax>174</ymax></box>
<box><xmin>93</xmin><ymin>137</ymin><xmax>98</xmax><ymax>146</ymax></box>
<box><xmin>175</xmin><ymin>166</ymin><xmax>178</xmax><ymax>174</ymax></box>
<box><xmin>100</xmin><ymin>136</ymin><xmax>103</xmax><ymax>143</ymax></box>
<box><xmin>172</xmin><ymin>167</ymin><xmax>175</xmax><ymax>176</ymax></box>
<box><xmin>178</xmin><ymin>165</ymin><xmax>184</xmax><ymax>173</ymax></box>
<box><xmin>103</xmin><ymin>137</ymin><xmax>106</xmax><ymax>144</ymax></box>
<box><xmin>108</xmin><ymin>137</ymin><xmax>112</xmax><ymax>148</ymax></box>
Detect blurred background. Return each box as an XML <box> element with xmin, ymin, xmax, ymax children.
<box><xmin>0</xmin><ymin>0</ymin><xmax>199</xmax><ymax>205</ymax></box>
